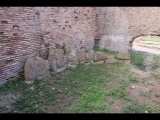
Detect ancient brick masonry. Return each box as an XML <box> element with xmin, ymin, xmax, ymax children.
<box><xmin>0</xmin><ymin>7</ymin><xmax>40</xmax><ymax>83</ymax></box>
<box><xmin>0</xmin><ymin>7</ymin><xmax>96</xmax><ymax>84</ymax></box>
<box><xmin>2</xmin><ymin>7</ymin><xmax>160</xmax><ymax>84</ymax></box>
<box><xmin>95</xmin><ymin>7</ymin><xmax>160</xmax><ymax>52</ymax></box>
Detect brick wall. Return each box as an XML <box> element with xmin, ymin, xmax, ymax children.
<box><xmin>95</xmin><ymin>7</ymin><xmax>160</xmax><ymax>51</ymax></box>
<box><xmin>0</xmin><ymin>7</ymin><xmax>96</xmax><ymax>83</ymax></box>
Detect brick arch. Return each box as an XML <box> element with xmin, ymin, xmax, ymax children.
<box><xmin>95</xmin><ymin>7</ymin><xmax>160</xmax><ymax>52</ymax></box>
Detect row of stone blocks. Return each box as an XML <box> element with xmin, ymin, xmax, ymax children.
<box><xmin>24</xmin><ymin>44</ymin><xmax>130</xmax><ymax>83</ymax></box>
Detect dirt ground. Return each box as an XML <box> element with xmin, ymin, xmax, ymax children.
<box><xmin>127</xmin><ymin>42</ymin><xmax>160</xmax><ymax>112</ymax></box>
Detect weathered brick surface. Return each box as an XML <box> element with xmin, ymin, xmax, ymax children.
<box><xmin>3</xmin><ymin>7</ymin><xmax>160</xmax><ymax>83</ymax></box>
<box><xmin>0</xmin><ymin>7</ymin><xmax>96</xmax><ymax>83</ymax></box>
<box><xmin>95</xmin><ymin>7</ymin><xmax>160</xmax><ymax>51</ymax></box>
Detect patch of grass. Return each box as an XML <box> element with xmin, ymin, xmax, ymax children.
<box><xmin>93</xmin><ymin>46</ymin><xmax>118</xmax><ymax>58</ymax></box>
<box><xmin>130</xmin><ymin>51</ymin><xmax>147</xmax><ymax>70</ymax></box>
<box><xmin>142</xmin><ymin>36</ymin><xmax>160</xmax><ymax>42</ymax></box>
<box><xmin>14</xmin><ymin>80</ymin><xmax>55</xmax><ymax>113</ymax></box>
<box><xmin>0</xmin><ymin>106</ymin><xmax>7</xmax><ymax>112</ymax></box>
<box><xmin>73</xmin><ymin>86</ymin><xmax>110</xmax><ymax>113</ymax></box>
<box><xmin>152</xmin><ymin>55</ymin><xmax>160</xmax><ymax>69</ymax></box>
<box><xmin>0</xmin><ymin>79</ymin><xmax>28</xmax><ymax>95</ymax></box>
<box><xmin>140</xmin><ymin>91</ymin><xmax>151</xmax><ymax>97</ymax></box>
<box><xmin>141</xmin><ymin>78</ymin><xmax>149</xmax><ymax>84</ymax></box>
<box><xmin>121</xmin><ymin>67</ymin><xmax>130</xmax><ymax>74</ymax></box>
<box><xmin>154</xmin><ymin>93</ymin><xmax>160</xmax><ymax>98</ymax></box>
<box><xmin>0</xmin><ymin>78</ymin><xmax>56</xmax><ymax>113</ymax></box>
<box><xmin>122</xmin><ymin>100</ymin><xmax>149</xmax><ymax>113</ymax></box>
<box><xmin>0</xmin><ymin>58</ymin><xmax>149</xmax><ymax>113</ymax></box>
<box><xmin>54</xmin><ymin>62</ymin><xmax>132</xmax><ymax>112</ymax></box>
<box><xmin>128</xmin><ymin>74</ymin><xmax>138</xmax><ymax>82</ymax></box>
<box><xmin>106</xmin><ymin>85</ymin><xmax>127</xmax><ymax>99</ymax></box>
<box><xmin>151</xmin><ymin>68</ymin><xmax>160</xmax><ymax>80</ymax></box>
<box><xmin>14</xmin><ymin>78</ymin><xmax>56</xmax><ymax>113</ymax></box>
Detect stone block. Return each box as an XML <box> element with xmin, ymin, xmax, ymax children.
<box><xmin>105</xmin><ymin>58</ymin><xmax>118</xmax><ymax>64</ymax></box>
<box><xmin>95</xmin><ymin>52</ymin><xmax>107</xmax><ymax>61</ymax></box>
<box><xmin>92</xmin><ymin>60</ymin><xmax>104</xmax><ymax>65</ymax></box>
<box><xmin>87</xmin><ymin>50</ymin><xmax>95</xmax><ymax>61</ymax></box>
<box><xmin>24</xmin><ymin>57</ymin><xmax>37</xmax><ymax>81</ymax></box>
<box><xmin>76</xmin><ymin>50</ymin><xmax>86</xmax><ymax>62</ymax></box>
<box><xmin>54</xmin><ymin>49</ymin><xmax>67</xmax><ymax>72</ymax></box>
<box><xmin>117</xmin><ymin>52</ymin><xmax>130</xmax><ymax>60</ymax></box>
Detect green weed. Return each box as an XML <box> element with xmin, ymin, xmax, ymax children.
<box><xmin>130</xmin><ymin>51</ymin><xmax>147</xmax><ymax>70</ymax></box>
<box><xmin>122</xmin><ymin>100</ymin><xmax>149</xmax><ymax>113</ymax></box>
<box><xmin>140</xmin><ymin>91</ymin><xmax>151</xmax><ymax>97</ymax></box>
<box><xmin>128</xmin><ymin>74</ymin><xmax>138</xmax><ymax>82</ymax></box>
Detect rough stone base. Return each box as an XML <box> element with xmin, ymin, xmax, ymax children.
<box><xmin>105</xmin><ymin>58</ymin><xmax>118</xmax><ymax>64</ymax></box>
<box><xmin>117</xmin><ymin>52</ymin><xmax>130</xmax><ymax>60</ymax></box>
<box><xmin>92</xmin><ymin>60</ymin><xmax>104</xmax><ymax>65</ymax></box>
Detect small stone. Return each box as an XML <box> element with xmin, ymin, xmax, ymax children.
<box><xmin>131</xmin><ymin>86</ymin><xmax>135</xmax><ymax>89</ymax></box>
<box><xmin>39</xmin><ymin>91</ymin><xmax>43</xmax><ymax>96</ymax></box>
<box><xmin>25</xmin><ymin>81</ymin><xmax>33</xmax><ymax>84</ymax></box>
<box><xmin>30</xmin><ymin>86</ymin><xmax>35</xmax><ymax>90</ymax></box>
<box><xmin>145</xmin><ymin>111</ymin><xmax>148</xmax><ymax>113</ymax></box>
<box><xmin>52</xmin><ymin>87</ymin><xmax>55</xmax><ymax>90</ymax></box>
<box><xmin>36</xmin><ymin>105</ymin><xmax>38</xmax><ymax>107</ymax></box>
<box><xmin>71</xmin><ymin>64</ymin><xmax>78</xmax><ymax>68</ymax></box>
<box><xmin>59</xmin><ymin>90</ymin><xmax>63</xmax><ymax>92</ymax></box>
<box><xmin>6</xmin><ymin>105</ymin><xmax>10</xmax><ymax>108</ymax></box>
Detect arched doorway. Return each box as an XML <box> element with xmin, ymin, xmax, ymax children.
<box><xmin>132</xmin><ymin>35</ymin><xmax>160</xmax><ymax>54</ymax></box>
